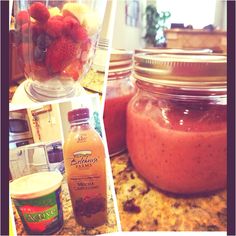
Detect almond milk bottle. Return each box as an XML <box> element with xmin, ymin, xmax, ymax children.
<box><xmin>63</xmin><ymin>108</ymin><xmax>107</xmax><ymax>227</ymax></box>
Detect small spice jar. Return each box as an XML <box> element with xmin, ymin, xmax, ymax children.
<box><xmin>127</xmin><ymin>53</ymin><xmax>227</xmax><ymax>194</ymax></box>
<box><xmin>104</xmin><ymin>50</ymin><xmax>136</xmax><ymax>156</ymax></box>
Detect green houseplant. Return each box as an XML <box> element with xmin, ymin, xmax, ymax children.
<box><xmin>144</xmin><ymin>5</ymin><xmax>171</xmax><ymax>47</ymax></box>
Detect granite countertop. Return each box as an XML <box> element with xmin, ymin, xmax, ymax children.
<box><xmin>111</xmin><ymin>152</ymin><xmax>227</xmax><ymax>232</ymax></box>
<box><xmin>80</xmin><ymin>69</ymin><xmax>105</xmax><ymax>95</ymax></box>
<box><xmin>13</xmin><ymin>178</ymin><xmax>118</xmax><ymax>235</ymax></box>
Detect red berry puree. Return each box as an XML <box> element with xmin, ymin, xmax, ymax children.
<box><xmin>127</xmin><ymin>100</ymin><xmax>226</xmax><ymax>194</ymax></box>
<box><xmin>104</xmin><ymin>93</ymin><xmax>134</xmax><ymax>155</ymax></box>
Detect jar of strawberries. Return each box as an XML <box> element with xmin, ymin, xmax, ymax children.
<box><xmin>13</xmin><ymin>0</ymin><xmax>107</xmax><ymax>101</ymax></box>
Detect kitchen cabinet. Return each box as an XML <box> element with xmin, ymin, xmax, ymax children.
<box><xmin>165</xmin><ymin>29</ymin><xmax>226</xmax><ymax>53</ymax></box>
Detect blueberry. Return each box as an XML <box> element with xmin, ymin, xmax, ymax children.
<box><xmin>34</xmin><ymin>46</ymin><xmax>46</xmax><ymax>63</ymax></box>
<box><xmin>36</xmin><ymin>34</ymin><xmax>52</xmax><ymax>50</ymax></box>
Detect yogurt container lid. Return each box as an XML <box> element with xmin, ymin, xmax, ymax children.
<box><xmin>10</xmin><ymin>171</ymin><xmax>63</xmax><ymax>199</ymax></box>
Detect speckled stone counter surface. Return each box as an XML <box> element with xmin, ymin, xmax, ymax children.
<box><xmin>111</xmin><ymin>152</ymin><xmax>227</xmax><ymax>232</ymax></box>
<box><xmin>80</xmin><ymin>69</ymin><xmax>105</xmax><ymax>94</ymax></box>
<box><xmin>13</xmin><ymin>178</ymin><xmax>118</xmax><ymax>235</ymax></box>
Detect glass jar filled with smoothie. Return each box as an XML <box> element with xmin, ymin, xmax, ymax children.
<box><xmin>104</xmin><ymin>50</ymin><xmax>136</xmax><ymax>156</ymax></box>
<box><xmin>127</xmin><ymin>53</ymin><xmax>226</xmax><ymax>195</ymax></box>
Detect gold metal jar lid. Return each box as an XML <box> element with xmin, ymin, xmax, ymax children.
<box><xmin>133</xmin><ymin>53</ymin><xmax>226</xmax><ymax>88</ymax></box>
<box><xmin>108</xmin><ymin>49</ymin><xmax>134</xmax><ymax>79</ymax></box>
<box><xmin>110</xmin><ymin>49</ymin><xmax>133</xmax><ymax>62</ymax></box>
<box><xmin>134</xmin><ymin>48</ymin><xmax>213</xmax><ymax>55</ymax></box>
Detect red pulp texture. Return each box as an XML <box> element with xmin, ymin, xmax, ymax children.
<box><xmin>127</xmin><ymin>99</ymin><xmax>227</xmax><ymax>194</ymax></box>
<box><xmin>104</xmin><ymin>93</ymin><xmax>134</xmax><ymax>155</ymax></box>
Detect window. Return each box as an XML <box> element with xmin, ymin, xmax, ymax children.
<box><xmin>156</xmin><ymin>0</ymin><xmax>217</xmax><ymax>29</ymax></box>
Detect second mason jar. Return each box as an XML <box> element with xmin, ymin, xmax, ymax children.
<box><xmin>104</xmin><ymin>50</ymin><xmax>135</xmax><ymax>156</ymax></box>
<box><xmin>127</xmin><ymin>53</ymin><xmax>227</xmax><ymax>195</ymax></box>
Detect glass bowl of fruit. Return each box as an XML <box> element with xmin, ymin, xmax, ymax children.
<box><xmin>13</xmin><ymin>0</ymin><xmax>107</xmax><ymax>101</ymax></box>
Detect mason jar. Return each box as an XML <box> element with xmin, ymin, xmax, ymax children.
<box><xmin>104</xmin><ymin>50</ymin><xmax>135</xmax><ymax>156</ymax></box>
<box><xmin>127</xmin><ymin>53</ymin><xmax>227</xmax><ymax>194</ymax></box>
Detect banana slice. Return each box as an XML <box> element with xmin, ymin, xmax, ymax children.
<box><xmin>83</xmin><ymin>12</ymin><xmax>100</xmax><ymax>36</ymax></box>
<box><xmin>62</xmin><ymin>2</ymin><xmax>90</xmax><ymax>24</ymax></box>
<box><xmin>49</xmin><ymin>7</ymin><xmax>61</xmax><ymax>17</ymax></box>
<box><xmin>30</xmin><ymin>17</ymin><xmax>36</xmax><ymax>23</ymax></box>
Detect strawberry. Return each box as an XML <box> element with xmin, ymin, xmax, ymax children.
<box><xmin>62</xmin><ymin>59</ymin><xmax>83</xmax><ymax>81</ymax></box>
<box><xmin>71</xmin><ymin>25</ymin><xmax>88</xmax><ymax>43</ymax></box>
<box><xmin>20</xmin><ymin>22</ymin><xmax>44</xmax><ymax>43</ymax></box>
<box><xmin>29</xmin><ymin>2</ymin><xmax>50</xmax><ymax>23</ymax></box>
<box><xmin>16</xmin><ymin>10</ymin><xmax>30</xmax><ymax>26</ymax></box>
<box><xmin>63</xmin><ymin>16</ymin><xmax>80</xmax><ymax>35</ymax></box>
<box><xmin>45</xmin><ymin>19</ymin><xmax>64</xmax><ymax>38</ymax></box>
<box><xmin>45</xmin><ymin>37</ymin><xmax>79</xmax><ymax>73</ymax></box>
<box><xmin>63</xmin><ymin>16</ymin><xmax>88</xmax><ymax>43</ymax></box>
<box><xmin>21</xmin><ymin>23</ymin><xmax>30</xmax><ymax>39</ymax></box>
<box><xmin>50</xmin><ymin>15</ymin><xmax>64</xmax><ymax>21</ymax></box>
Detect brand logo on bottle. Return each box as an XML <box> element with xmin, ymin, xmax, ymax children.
<box><xmin>70</xmin><ymin>151</ymin><xmax>98</xmax><ymax>168</ymax></box>
<box><xmin>77</xmin><ymin>134</ymin><xmax>87</xmax><ymax>143</ymax></box>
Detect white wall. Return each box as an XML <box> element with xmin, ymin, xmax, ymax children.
<box><xmin>112</xmin><ymin>0</ymin><xmax>147</xmax><ymax>50</ymax></box>
<box><xmin>155</xmin><ymin>0</ymin><xmax>226</xmax><ymax>30</ymax></box>
<box><xmin>214</xmin><ymin>0</ymin><xmax>227</xmax><ymax>30</ymax></box>
<box><xmin>27</xmin><ymin>104</ymin><xmax>62</xmax><ymax>143</ymax></box>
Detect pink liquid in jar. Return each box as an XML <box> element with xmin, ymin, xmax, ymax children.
<box><xmin>127</xmin><ymin>98</ymin><xmax>226</xmax><ymax>194</ymax></box>
<box><xmin>104</xmin><ymin>93</ymin><xmax>134</xmax><ymax>155</ymax></box>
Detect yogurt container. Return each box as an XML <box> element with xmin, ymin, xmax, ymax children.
<box><xmin>10</xmin><ymin>171</ymin><xmax>64</xmax><ymax>235</ymax></box>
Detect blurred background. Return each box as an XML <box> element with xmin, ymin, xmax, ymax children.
<box><xmin>9</xmin><ymin>95</ymin><xmax>103</xmax><ymax>180</ymax></box>
<box><xmin>112</xmin><ymin>0</ymin><xmax>226</xmax><ymax>52</ymax></box>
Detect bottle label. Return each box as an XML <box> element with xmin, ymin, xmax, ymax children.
<box><xmin>67</xmin><ymin>150</ymin><xmax>106</xmax><ymax>217</ymax></box>
<box><xmin>70</xmin><ymin>150</ymin><xmax>98</xmax><ymax>169</ymax></box>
